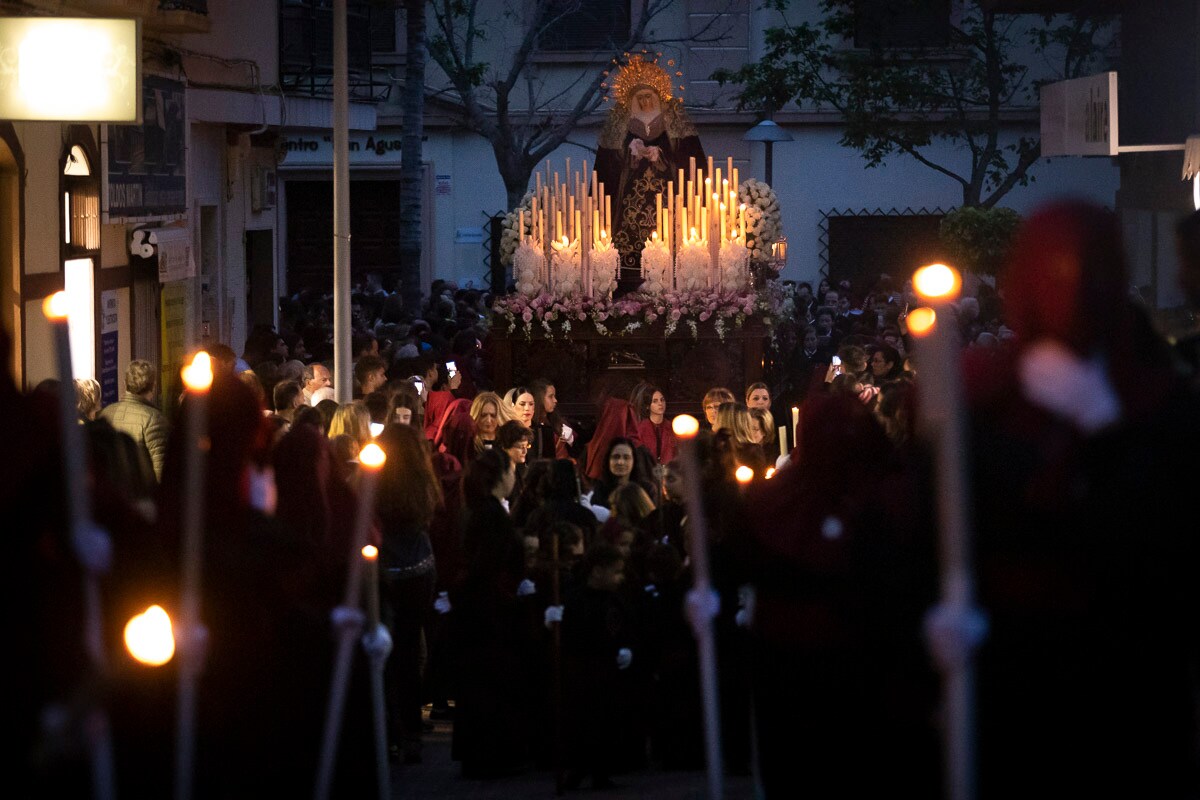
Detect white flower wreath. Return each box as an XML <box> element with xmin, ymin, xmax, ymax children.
<box><xmin>499</xmin><ymin>192</ymin><xmax>536</xmax><ymax>267</ymax></box>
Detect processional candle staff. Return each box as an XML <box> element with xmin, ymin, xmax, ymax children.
<box><xmin>43</xmin><ymin>292</ymin><xmax>117</xmax><ymax>800</ymax></box>
<box><xmin>176</xmin><ymin>350</ymin><xmax>214</xmax><ymax>800</ymax></box>
<box><xmin>360</xmin><ymin>543</ymin><xmax>391</xmax><ymax>799</ymax></box>
<box><xmin>672</xmin><ymin>414</ymin><xmax>725</xmax><ymax>800</ymax></box>
<box><xmin>316</xmin><ymin>442</ymin><xmax>387</xmax><ymax>800</ymax></box>
<box><xmin>910</xmin><ymin>263</ymin><xmax>983</xmax><ymax>800</ymax></box>
<box><xmin>777</xmin><ymin>425</ymin><xmax>788</xmax><ymax>461</ymax></box>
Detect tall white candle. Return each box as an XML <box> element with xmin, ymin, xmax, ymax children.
<box><xmin>176</xmin><ymin>350</ymin><xmax>214</xmax><ymax>800</ymax></box>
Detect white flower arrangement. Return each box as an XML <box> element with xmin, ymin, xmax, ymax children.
<box><xmin>718</xmin><ymin>238</ymin><xmax>750</xmax><ymax>292</ymax></box>
<box><xmin>550</xmin><ymin>237</ymin><xmax>582</xmax><ymax>297</ymax></box>
<box><xmin>675</xmin><ymin>239</ymin><xmax>709</xmax><ymax>291</ymax></box>
<box><xmin>499</xmin><ymin>192</ymin><xmax>536</xmax><ymax>267</ymax></box>
<box><xmin>590</xmin><ymin>244</ymin><xmax>620</xmax><ymax>299</ymax></box>
<box><xmin>513</xmin><ymin>241</ymin><xmax>545</xmax><ymax>297</ymax></box>
<box><xmin>640</xmin><ymin>239</ymin><xmax>672</xmax><ymax>295</ymax></box>
<box><xmin>737</xmin><ymin>179</ymin><xmax>782</xmax><ymax>263</ymax></box>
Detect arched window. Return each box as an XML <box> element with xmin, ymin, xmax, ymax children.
<box><xmin>60</xmin><ymin>133</ymin><xmax>101</xmax><ymax>380</ymax></box>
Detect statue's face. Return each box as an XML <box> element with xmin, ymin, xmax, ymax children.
<box><xmin>633</xmin><ymin>89</ymin><xmax>661</xmax><ymax>114</ymax></box>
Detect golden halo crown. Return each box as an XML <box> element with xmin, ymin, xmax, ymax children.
<box><xmin>601</xmin><ymin>52</ymin><xmax>684</xmax><ymax>106</ymax></box>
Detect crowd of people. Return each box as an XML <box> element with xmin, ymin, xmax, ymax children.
<box><xmin>13</xmin><ymin>200</ymin><xmax>1200</xmax><ymax>798</ymax></box>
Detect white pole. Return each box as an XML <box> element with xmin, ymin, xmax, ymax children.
<box><xmin>332</xmin><ymin>0</ymin><xmax>352</xmax><ymax>403</ymax></box>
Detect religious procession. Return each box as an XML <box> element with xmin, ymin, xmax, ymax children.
<box><xmin>8</xmin><ymin>2</ymin><xmax>1200</xmax><ymax>800</ymax></box>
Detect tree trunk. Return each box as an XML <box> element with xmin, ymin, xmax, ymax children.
<box><xmin>398</xmin><ymin>0</ymin><xmax>426</xmax><ymax>313</ymax></box>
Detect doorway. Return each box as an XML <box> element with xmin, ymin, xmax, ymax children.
<box><xmin>245</xmin><ymin>229</ymin><xmax>275</xmax><ymax>332</ymax></box>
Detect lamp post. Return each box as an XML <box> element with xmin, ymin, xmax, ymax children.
<box><xmin>743</xmin><ymin>118</ymin><xmax>794</xmax><ymax>186</ymax></box>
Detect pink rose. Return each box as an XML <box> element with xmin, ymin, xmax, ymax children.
<box><xmin>670</xmin><ymin>309</ymin><xmax>682</xmax><ymax>321</ymax></box>
<box><xmin>645</xmin><ymin>313</ymin><xmax>657</xmax><ymax>323</ymax></box>
<box><xmin>522</xmin><ymin>310</ymin><xmax>534</xmax><ymax>323</ymax></box>
<box><xmin>577</xmin><ymin>312</ymin><xmax>587</xmax><ymax>321</ymax></box>
<box><xmin>596</xmin><ymin>312</ymin><xmax>609</xmax><ymax>321</ymax></box>
<box><xmin>699</xmin><ymin>311</ymin><xmax>711</xmax><ymax>322</ymax></box>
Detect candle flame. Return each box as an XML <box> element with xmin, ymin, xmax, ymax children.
<box><xmin>181</xmin><ymin>351</ymin><xmax>214</xmax><ymax>392</ymax></box>
<box><xmin>735</xmin><ymin>465</ymin><xmax>754</xmax><ymax>484</ymax></box>
<box><xmin>362</xmin><ymin>544</ymin><xmax>378</xmax><ymax>559</ymax></box>
<box><xmin>124</xmin><ymin>605</ymin><xmax>175</xmax><ymax>666</ymax></box>
<box><xmin>42</xmin><ymin>291</ymin><xmax>70</xmax><ymax>321</ymax></box>
<box><xmin>913</xmin><ymin>263</ymin><xmax>961</xmax><ymax>301</ymax></box>
<box><xmin>690</xmin><ymin>227</ymin><xmax>697</xmax><ymax>238</ymax></box>
<box><xmin>907</xmin><ymin>306</ymin><xmax>938</xmax><ymax>337</ymax></box>
<box><xmin>739</xmin><ymin>203</ymin><xmax>747</xmax><ymax>210</ymax></box>
<box><xmin>672</xmin><ymin>414</ymin><xmax>700</xmax><ymax>439</ymax></box>
<box><xmin>600</xmin><ymin>230</ymin><xmax>607</xmax><ymax>239</ymax></box>
<box><xmin>765</xmin><ymin>467</ymin><xmax>777</xmax><ymax>480</ymax></box>
<box><xmin>359</xmin><ymin>442</ymin><xmax>386</xmax><ymax>469</ymax></box>
<box><xmin>562</xmin><ymin>235</ymin><xmax>569</xmax><ymax>246</ymax></box>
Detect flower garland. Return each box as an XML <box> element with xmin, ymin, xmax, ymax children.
<box><xmin>492</xmin><ymin>284</ymin><xmax>782</xmax><ymax>342</ymax></box>
<box><xmin>738</xmin><ymin>178</ymin><xmax>782</xmax><ymax>263</ymax></box>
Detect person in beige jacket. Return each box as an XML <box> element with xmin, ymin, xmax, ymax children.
<box><xmin>99</xmin><ymin>359</ymin><xmax>169</xmax><ymax>481</ymax></box>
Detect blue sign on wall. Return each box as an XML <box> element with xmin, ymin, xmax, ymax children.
<box><xmin>100</xmin><ymin>290</ymin><xmax>119</xmax><ymax>405</ymax></box>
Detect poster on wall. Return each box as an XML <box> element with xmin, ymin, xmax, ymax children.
<box><xmin>100</xmin><ymin>290</ymin><xmax>120</xmax><ymax>405</ymax></box>
<box><xmin>103</xmin><ymin>74</ymin><xmax>188</xmax><ymax>221</ymax></box>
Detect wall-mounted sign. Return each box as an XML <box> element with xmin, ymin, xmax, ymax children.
<box><xmin>0</xmin><ymin>17</ymin><xmax>141</xmax><ymax>123</ymax></box>
<box><xmin>104</xmin><ymin>74</ymin><xmax>187</xmax><ymax>220</ymax></box>
<box><xmin>131</xmin><ymin>226</ymin><xmax>195</xmax><ymax>283</ymax></box>
<box><xmin>436</xmin><ymin>174</ymin><xmax>452</xmax><ymax>195</ymax></box>
<box><xmin>1041</xmin><ymin>71</ymin><xmax>1118</xmax><ymax>157</ymax></box>
<box><xmin>100</xmin><ymin>290</ymin><xmax>120</xmax><ymax>405</ymax></box>
<box><xmin>279</xmin><ymin>132</ymin><xmax>404</xmax><ymax>167</ymax></box>
<box><xmin>455</xmin><ymin>227</ymin><xmax>484</xmax><ymax>244</ymax></box>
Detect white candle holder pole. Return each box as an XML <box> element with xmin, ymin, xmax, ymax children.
<box><xmin>315</xmin><ymin>443</ymin><xmax>387</xmax><ymax>800</ymax></box>
<box><xmin>43</xmin><ymin>293</ymin><xmax>116</xmax><ymax>800</ymax></box>
<box><xmin>672</xmin><ymin>415</ymin><xmax>725</xmax><ymax>800</ymax></box>
<box><xmin>911</xmin><ymin>264</ymin><xmax>984</xmax><ymax>800</ymax></box>
<box><xmin>175</xmin><ymin>351</ymin><xmax>214</xmax><ymax>800</ymax></box>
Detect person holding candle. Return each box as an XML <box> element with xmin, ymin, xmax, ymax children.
<box><xmin>595</xmin><ymin>55</ymin><xmax>705</xmax><ymax>292</ymax></box>
<box><xmin>99</xmin><ymin>359</ymin><xmax>170</xmax><ymax>482</ymax></box>
<box><xmin>375</xmin><ymin>424</ymin><xmax>442</xmax><ymax>765</ymax></box>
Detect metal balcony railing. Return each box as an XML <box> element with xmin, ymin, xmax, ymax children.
<box><xmin>279</xmin><ymin>1</ymin><xmax>392</xmax><ymax>103</ymax></box>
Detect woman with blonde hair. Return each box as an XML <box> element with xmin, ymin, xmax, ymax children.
<box><xmin>329</xmin><ymin>400</ymin><xmax>372</xmax><ymax>449</ymax></box>
<box><xmin>715</xmin><ymin>401</ymin><xmax>769</xmax><ymax>473</ymax></box>
<box><xmin>469</xmin><ymin>391</ymin><xmax>509</xmax><ymax>452</ymax></box>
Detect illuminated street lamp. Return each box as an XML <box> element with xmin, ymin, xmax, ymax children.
<box><xmin>0</xmin><ymin>17</ymin><xmax>140</xmax><ymax>122</ymax></box>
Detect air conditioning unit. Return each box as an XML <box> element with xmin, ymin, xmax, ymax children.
<box><xmin>251</xmin><ymin>167</ymin><xmax>277</xmax><ymax>212</ymax></box>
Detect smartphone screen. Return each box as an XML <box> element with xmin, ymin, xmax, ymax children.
<box><xmin>831</xmin><ymin>355</ymin><xmax>842</xmax><ymax>366</ymax></box>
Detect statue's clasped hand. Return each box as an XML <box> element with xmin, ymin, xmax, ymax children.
<box><xmin>629</xmin><ymin>138</ymin><xmax>662</xmax><ymax>165</ymax></box>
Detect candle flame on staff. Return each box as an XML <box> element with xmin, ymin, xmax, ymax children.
<box><xmin>913</xmin><ymin>263</ymin><xmax>961</xmax><ymax>301</ymax></box>
<box><xmin>765</xmin><ymin>467</ymin><xmax>777</xmax><ymax>480</ymax></box>
<box><xmin>734</xmin><ymin>465</ymin><xmax>754</xmax><ymax>484</ymax></box>
<box><xmin>124</xmin><ymin>604</ymin><xmax>175</xmax><ymax>666</ymax></box>
<box><xmin>672</xmin><ymin>414</ymin><xmax>700</xmax><ymax>439</ymax></box>
<box><xmin>359</xmin><ymin>442</ymin><xmax>386</xmax><ymax>470</ymax></box>
<box><xmin>362</xmin><ymin>544</ymin><xmax>378</xmax><ymax>559</ymax></box>
<box><xmin>907</xmin><ymin>306</ymin><xmax>938</xmax><ymax>337</ymax></box>
<box><xmin>42</xmin><ymin>290</ymin><xmax>70</xmax><ymax>320</ymax></box>
<box><xmin>182</xmin><ymin>352</ymin><xmax>214</xmax><ymax>393</ymax></box>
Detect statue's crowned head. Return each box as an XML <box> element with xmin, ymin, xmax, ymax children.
<box><xmin>604</xmin><ymin>53</ymin><xmax>680</xmax><ymax>109</ymax></box>
<box><xmin>599</xmin><ymin>52</ymin><xmax>695</xmax><ymax>147</ymax></box>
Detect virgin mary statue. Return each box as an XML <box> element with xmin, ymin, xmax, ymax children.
<box><xmin>595</xmin><ymin>55</ymin><xmax>705</xmax><ymax>291</ymax></box>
